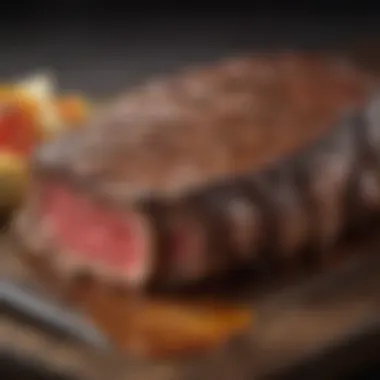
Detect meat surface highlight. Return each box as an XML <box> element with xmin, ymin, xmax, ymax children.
<box><xmin>15</xmin><ymin>52</ymin><xmax>375</xmax><ymax>290</ymax></box>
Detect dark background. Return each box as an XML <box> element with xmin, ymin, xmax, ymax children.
<box><xmin>1</xmin><ymin>6</ymin><xmax>380</xmax><ymax>95</ymax></box>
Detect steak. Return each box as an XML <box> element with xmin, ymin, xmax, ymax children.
<box><xmin>14</xmin><ymin>52</ymin><xmax>376</xmax><ymax>290</ymax></box>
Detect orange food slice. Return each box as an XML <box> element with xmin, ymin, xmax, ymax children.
<box><xmin>55</xmin><ymin>95</ymin><xmax>89</xmax><ymax>126</ymax></box>
<box><xmin>67</xmin><ymin>280</ymin><xmax>252</xmax><ymax>358</ymax></box>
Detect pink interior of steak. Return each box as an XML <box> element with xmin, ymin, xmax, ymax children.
<box><xmin>39</xmin><ymin>182</ymin><xmax>212</xmax><ymax>287</ymax></box>
<box><xmin>40</xmin><ymin>182</ymin><xmax>152</xmax><ymax>285</ymax></box>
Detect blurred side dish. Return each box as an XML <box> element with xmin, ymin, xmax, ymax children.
<box><xmin>0</xmin><ymin>73</ymin><xmax>90</xmax><ymax>209</ymax></box>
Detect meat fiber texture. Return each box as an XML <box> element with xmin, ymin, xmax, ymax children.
<box><xmin>14</xmin><ymin>52</ymin><xmax>375</xmax><ymax>292</ymax></box>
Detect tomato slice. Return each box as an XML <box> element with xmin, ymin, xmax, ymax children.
<box><xmin>0</xmin><ymin>102</ymin><xmax>37</xmax><ymax>156</ymax></box>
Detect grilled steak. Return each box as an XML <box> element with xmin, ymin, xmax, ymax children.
<box><xmin>14</xmin><ymin>52</ymin><xmax>375</xmax><ymax>291</ymax></box>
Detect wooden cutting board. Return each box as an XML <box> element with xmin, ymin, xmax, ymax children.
<box><xmin>4</xmin><ymin>220</ymin><xmax>380</xmax><ymax>380</ymax></box>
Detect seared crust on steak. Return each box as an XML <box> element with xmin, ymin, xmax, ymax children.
<box><xmin>15</xmin><ymin>52</ymin><xmax>377</xmax><ymax>290</ymax></box>
<box><xmin>32</xmin><ymin>53</ymin><xmax>373</xmax><ymax>204</ymax></box>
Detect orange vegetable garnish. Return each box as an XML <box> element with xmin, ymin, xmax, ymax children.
<box><xmin>0</xmin><ymin>78</ymin><xmax>91</xmax><ymax>209</ymax></box>
<box><xmin>66</xmin><ymin>279</ymin><xmax>252</xmax><ymax>358</ymax></box>
<box><xmin>55</xmin><ymin>95</ymin><xmax>89</xmax><ymax>126</ymax></box>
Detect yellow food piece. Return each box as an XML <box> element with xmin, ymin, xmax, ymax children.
<box><xmin>15</xmin><ymin>74</ymin><xmax>64</xmax><ymax>138</ymax></box>
<box><xmin>0</xmin><ymin>88</ymin><xmax>38</xmax><ymax>119</ymax></box>
<box><xmin>0</xmin><ymin>151</ymin><xmax>28</xmax><ymax>208</ymax></box>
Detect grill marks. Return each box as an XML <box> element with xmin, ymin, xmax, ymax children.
<box><xmin>19</xmin><ymin>53</ymin><xmax>380</xmax><ymax>290</ymax></box>
<box><xmin>151</xmin><ymin>101</ymin><xmax>380</xmax><ymax>287</ymax></box>
<box><xmin>31</xmin><ymin>101</ymin><xmax>380</xmax><ymax>289</ymax></box>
